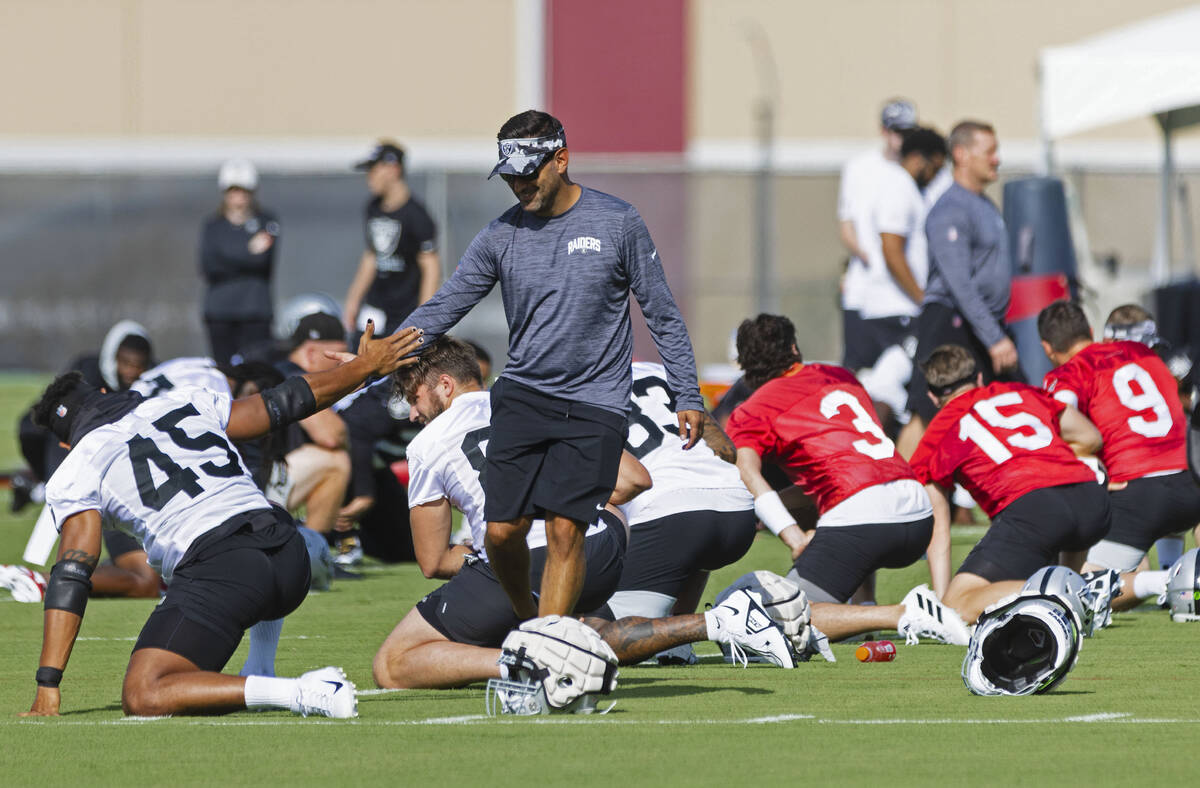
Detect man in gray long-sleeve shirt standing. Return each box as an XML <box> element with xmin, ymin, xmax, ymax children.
<box><xmin>906</xmin><ymin>120</ymin><xmax>1022</xmax><ymax>426</ymax></box>
<box><xmin>399</xmin><ymin>110</ymin><xmax>704</xmax><ymax>621</ymax></box>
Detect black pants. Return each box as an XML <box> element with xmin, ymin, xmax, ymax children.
<box><xmin>205</xmin><ymin>318</ymin><xmax>273</xmax><ymax>366</ymax></box>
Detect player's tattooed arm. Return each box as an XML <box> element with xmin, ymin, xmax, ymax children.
<box><xmin>700</xmin><ymin>413</ymin><xmax>736</xmax><ymax>463</ymax></box>
<box><xmin>581</xmin><ymin>616</ymin><xmax>706</xmax><ymax>666</ymax></box>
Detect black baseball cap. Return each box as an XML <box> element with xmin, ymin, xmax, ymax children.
<box><xmin>354</xmin><ymin>141</ymin><xmax>405</xmax><ymax>171</ymax></box>
<box><xmin>290</xmin><ymin>312</ymin><xmax>346</xmax><ymax>348</ymax></box>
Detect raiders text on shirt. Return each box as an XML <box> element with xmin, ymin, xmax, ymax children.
<box><xmin>567</xmin><ymin>236</ymin><xmax>602</xmax><ymax>255</ymax></box>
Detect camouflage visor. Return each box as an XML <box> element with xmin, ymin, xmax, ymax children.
<box><xmin>488</xmin><ymin>129</ymin><xmax>566</xmax><ymax>179</ymax></box>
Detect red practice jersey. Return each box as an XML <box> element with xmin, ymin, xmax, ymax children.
<box><xmin>726</xmin><ymin>364</ymin><xmax>918</xmax><ymax>514</ymax></box>
<box><xmin>909</xmin><ymin>382</ymin><xmax>1096</xmax><ymax>517</ymax></box>
<box><xmin>1042</xmin><ymin>340</ymin><xmax>1187</xmax><ymax>482</ymax></box>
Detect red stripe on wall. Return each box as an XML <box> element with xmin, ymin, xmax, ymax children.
<box><xmin>546</xmin><ymin>0</ymin><xmax>686</xmax><ymax>153</ymax></box>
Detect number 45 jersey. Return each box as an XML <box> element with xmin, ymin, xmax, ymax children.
<box><xmin>908</xmin><ymin>382</ymin><xmax>1095</xmax><ymax>518</ymax></box>
<box><xmin>45</xmin><ymin>387</ymin><xmax>269</xmax><ymax>582</ymax></box>
<box><xmin>1042</xmin><ymin>340</ymin><xmax>1188</xmax><ymax>483</ymax></box>
<box><xmin>726</xmin><ymin>363</ymin><xmax>921</xmax><ymax>517</ymax></box>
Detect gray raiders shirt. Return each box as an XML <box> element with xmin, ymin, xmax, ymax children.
<box><xmin>403</xmin><ymin>187</ymin><xmax>702</xmax><ymax>414</ymax></box>
<box><xmin>923</xmin><ymin>182</ymin><xmax>1012</xmax><ymax>348</ymax></box>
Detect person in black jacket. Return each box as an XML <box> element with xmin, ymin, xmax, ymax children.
<box><xmin>200</xmin><ymin>159</ymin><xmax>280</xmax><ymax>365</ymax></box>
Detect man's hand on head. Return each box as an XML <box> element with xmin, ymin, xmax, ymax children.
<box><xmin>988</xmin><ymin>337</ymin><xmax>1018</xmax><ymax>374</ymax></box>
<box><xmin>355</xmin><ymin>321</ymin><xmax>424</xmax><ymax>376</ymax></box>
<box><xmin>678</xmin><ymin>409</ymin><xmax>704</xmax><ymax>450</ymax></box>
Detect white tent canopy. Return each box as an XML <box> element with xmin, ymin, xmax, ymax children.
<box><xmin>1040</xmin><ymin>5</ymin><xmax>1200</xmax><ymax>282</ymax></box>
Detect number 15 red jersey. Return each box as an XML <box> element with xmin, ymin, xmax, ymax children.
<box><xmin>908</xmin><ymin>382</ymin><xmax>1095</xmax><ymax>517</ymax></box>
<box><xmin>1042</xmin><ymin>340</ymin><xmax>1187</xmax><ymax>482</ymax></box>
<box><xmin>726</xmin><ymin>364</ymin><xmax>917</xmax><ymax>514</ymax></box>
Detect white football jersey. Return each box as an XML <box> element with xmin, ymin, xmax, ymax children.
<box><xmin>622</xmin><ymin>362</ymin><xmax>752</xmax><ymax>525</ymax></box>
<box><xmin>405</xmin><ymin>391</ymin><xmax>605</xmax><ymax>558</ymax></box>
<box><xmin>131</xmin><ymin>357</ymin><xmax>230</xmax><ymax>398</ymax></box>
<box><xmin>45</xmin><ymin>387</ymin><xmax>271</xmax><ymax>582</ymax></box>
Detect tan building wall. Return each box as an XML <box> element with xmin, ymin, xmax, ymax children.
<box><xmin>690</xmin><ymin>0</ymin><xmax>1199</xmax><ymax>144</ymax></box>
<box><xmin>0</xmin><ymin>0</ymin><xmax>518</xmax><ymax>138</ymax></box>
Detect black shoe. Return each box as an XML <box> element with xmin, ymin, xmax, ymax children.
<box><xmin>9</xmin><ymin>473</ymin><xmax>33</xmax><ymax>514</ymax></box>
<box><xmin>332</xmin><ymin>564</ymin><xmax>363</xmax><ymax>581</ymax></box>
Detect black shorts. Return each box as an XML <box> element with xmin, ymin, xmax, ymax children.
<box><xmin>616</xmin><ymin>509</ymin><xmax>757</xmax><ymax>597</ymax></box>
<box><xmin>417</xmin><ymin>511</ymin><xmax>626</xmax><ymax>648</ymax></box>
<box><xmin>906</xmin><ymin>303</ymin><xmax>1024</xmax><ymax>423</ymax></box>
<box><xmin>1106</xmin><ymin>471</ymin><xmax>1200</xmax><ymax>552</ymax></box>
<box><xmin>103</xmin><ymin>529</ymin><xmax>143</xmax><ymax>561</ymax></box>
<box><xmin>843</xmin><ymin>314</ymin><xmax>915</xmax><ymax>371</ymax></box>
<box><xmin>484</xmin><ymin>377</ymin><xmax>626</xmax><ymax>524</ymax></box>
<box><xmin>958</xmin><ymin>482</ymin><xmax>1111</xmax><ymax>582</ymax></box>
<box><xmin>791</xmin><ymin>516</ymin><xmax>933</xmax><ymax>603</ymax></box>
<box><xmin>133</xmin><ymin>508</ymin><xmax>310</xmax><ymax>671</ymax></box>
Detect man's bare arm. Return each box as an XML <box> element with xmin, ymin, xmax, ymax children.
<box><xmin>225</xmin><ymin>323</ymin><xmax>422</xmax><ymax>442</ymax></box>
<box><xmin>700</xmin><ymin>413</ymin><xmax>736</xmax><ymax>463</ymax></box>
<box><xmin>22</xmin><ymin>509</ymin><xmax>102</xmax><ymax>717</ymax></box>
<box><xmin>880</xmin><ymin>232</ymin><xmax>924</xmax><ymax>305</ymax></box>
<box><xmin>343</xmin><ymin>251</ymin><xmax>378</xmax><ymax>331</ymax></box>
<box><xmin>410</xmin><ymin>499</ymin><xmax>470</xmax><ymax>580</ymax></box>
<box><xmin>416</xmin><ymin>250</ymin><xmax>440</xmax><ymax>305</ymax></box>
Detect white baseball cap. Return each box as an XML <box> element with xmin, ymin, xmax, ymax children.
<box><xmin>218</xmin><ymin>158</ymin><xmax>259</xmax><ymax>191</ymax></box>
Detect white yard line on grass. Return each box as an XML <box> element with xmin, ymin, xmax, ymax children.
<box><xmin>15</xmin><ymin>711</ymin><xmax>1200</xmax><ymax>727</ymax></box>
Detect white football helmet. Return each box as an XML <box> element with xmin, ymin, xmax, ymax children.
<box><xmin>1164</xmin><ymin>547</ymin><xmax>1200</xmax><ymax>622</ymax></box>
<box><xmin>962</xmin><ymin>592</ymin><xmax>1082</xmax><ymax>697</ymax></box>
<box><xmin>715</xmin><ymin>571</ymin><xmax>816</xmax><ymax>657</ymax></box>
<box><xmin>486</xmin><ymin>616</ymin><xmax>619</xmax><ymax>716</ymax></box>
<box><xmin>274</xmin><ymin>293</ymin><xmax>344</xmax><ymax>341</ymax></box>
<box><xmin>1022</xmin><ymin>566</ymin><xmax>1094</xmax><ymax>636</ymax></box>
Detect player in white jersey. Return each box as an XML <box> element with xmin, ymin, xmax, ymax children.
<box><xmin>131</xmin><ymin>356</ymin><xmax>231</xmax><ymax>398</ymax></box>
<box><xmin>372</xmin><ymin>340</ymin><xmax>794</xmax><ymax>689</ymax></box>
<box><xmin>21</xmin><ymin>322</ymin><xmax>422</xmax><ymax>719</ymax></box>
<box><xmin>598</xmin><ymin>363</ymin><xmax>756</xmax><ymax>619</ymax></box>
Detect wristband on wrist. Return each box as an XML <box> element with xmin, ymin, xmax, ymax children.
<box><xmin>36</xmin><ymin>666</ymin><xmax>63</xmax><ymax>688</ymax></box>
<box><xmin>753</xmin><ymin>490</ymin><xmax>798</xmax><ymax>537</ymax></box>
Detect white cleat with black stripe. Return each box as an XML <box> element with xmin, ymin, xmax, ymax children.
<box><xmin>293</xmin><ymin>666</ymin><xmax>358</xmax><ymax>719</ymax></box>
<box><xmin>898</xmin><ymin>584</ymin><xmax>970</xmax><ymax>646</ymax></box>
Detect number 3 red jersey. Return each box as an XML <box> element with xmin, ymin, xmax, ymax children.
<box><xmin>908</xmin><ymin>382</ymin><xmax>1095</xmax><ymax>517</ymax></box>
<box><xmin>726</xmin><ymin>364</ymin><xmax>918</xmax><ymax>514</ymax></box>
<box><xmin>1042</xmin><ymin>340</ymin><xmax>1187</xmax><ymax>482</ymax></box>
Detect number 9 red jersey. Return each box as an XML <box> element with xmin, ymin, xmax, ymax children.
<box><xmin>726</xmin><ymin>364</ymin><xmax>918</xmax><ymax>515</ymax></box>
<box><xmin>1042</xmin><ymin>340</ymin><xmax>1187</xmax><ymax>483</ymax></box>
<box><xmin>908</xmin><ymin>382</ymin><xmax>1096</xmax><ymax>517</ymax></box>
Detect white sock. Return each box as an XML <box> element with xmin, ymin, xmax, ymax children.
<box><xmin>1155</xmin><ymin>537</ymin><xmax>1184</xmax><ymax>570</ymax></box>
<box><xmin>1133</xmin><ymin>570</ymin><xmax>1169</xmax><ymax>600</ymax></box>
<box><xmin>244</xmin><ymin>675</ymin><xmax>298</xmax><ymax>711</ymax></box>
<box><xmin>240</xmin><ymin>618</ymin><xmax>284</xmax><ymax>677</ymax></box>
<box><xmin>703</xmin><ymin>610</ymin><xmax>720</xmax><ymax>641</ymax></box>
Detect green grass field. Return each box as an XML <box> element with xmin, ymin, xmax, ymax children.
<box><xmin>0</xmin><ymin>374</ymin><xmax>1197</xmax><ymax>786</ymax></box>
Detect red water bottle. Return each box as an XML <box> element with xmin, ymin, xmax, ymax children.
<box><xmin>855</xmin><ymin>640</ymin><xmax>897</xmax><ymax>662</ymax></box>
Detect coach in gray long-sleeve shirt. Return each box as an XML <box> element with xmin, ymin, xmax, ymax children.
<box><xmin>907</xmin><ymin>120</ymin><xmax>1021</xmax><ymax>425</ymax></box>
<box><xmin>397</xmin><ymin>110</ymin><xmax>704</xmax><ymax>625</ymax></box>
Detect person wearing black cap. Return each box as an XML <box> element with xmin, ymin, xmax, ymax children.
<box><xmin>270</xmin><ymin>312</ymin><xmax>355</xmax><ymax>542</ymax></box>
<box><xmin>398</xmin><ymin>110</ymin><xmax>704</xmax><ymax>624</ymax></box>
<box><xmin>343</xmin><ymin>140</ymin><xmax>439</xmax><ymax>336</ymax></box>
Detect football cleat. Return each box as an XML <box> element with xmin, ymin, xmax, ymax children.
<box><xmin>714</xmin><ymin>571</ymin><xmax>812</xmax><ymax>656</ymax></box>
<box><xmin>708</xmin><ymin>588</ymin><xmax>796</xmax><ymax>668</ymax></box>
<box><xmin>1080</xmin><ymin>569</ymin><xmax>1122</xmax><ymax>631</ymax></box>
<box><xmin>0</xmin><ymin>565</ymin><xmax>47</xmax><ymax>603</ymax></box>
<box><xmin>654</xmin><ymin>644</ymin><xmax>699</xmax><ymax>665</ymax></box>
<box><xmin>293</xmin><ymin>666</ymin><xmax>358</xmax><ymax>719</ymax></box>
<box><xmin>898</xmin><ymin>584</ymin><xmax>971</xmax><ymax>646</ymax></box>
